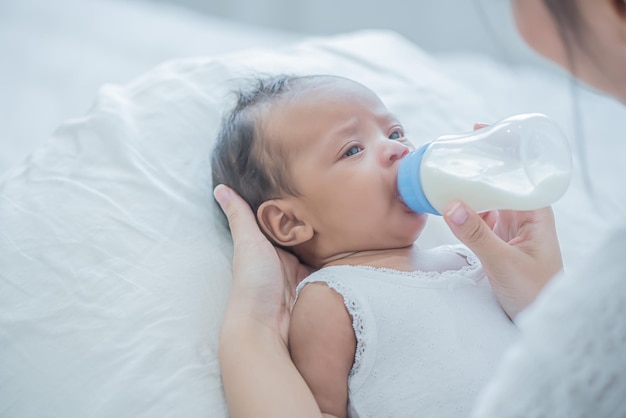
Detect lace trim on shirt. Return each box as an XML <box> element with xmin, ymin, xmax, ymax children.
<box><xmin>323</xmin><ymin>279</ymin><xmax>366</xmax><ymax>377</ymax></box>
<box><xmin>448</xmin><ymin>244</ymin><xmax>479</xmax><ymax>266</ymax></box>
<box><xmin>295</xmin><ymin>277</ymin><xmax>367</xmax><ymax>377</ymax></box>
<box><xmin>349</xmin><ymin>244</ymin><xmax>480</xmax><ymax>280</ymax></box>
<box><xmin>294</xmin><ymin>245</ymin><xmax>478</xmax><ymax>377</ymax></box>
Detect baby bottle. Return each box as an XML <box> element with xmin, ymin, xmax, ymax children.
<box><xmin>397</xmin><ymin>113</ymin><xmax>573</xmax><ymax>215</ymax></box>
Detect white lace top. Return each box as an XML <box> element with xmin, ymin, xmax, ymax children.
<box><xmin>295</xmin><ymin>245</ymin><xmax>519</xmax><ymax>418</ymax></box>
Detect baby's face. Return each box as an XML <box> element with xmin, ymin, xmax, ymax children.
<box><xmin>264</xmin><ymin>78</ymin><xmax>427</xmax><ymax>259</ymax></box>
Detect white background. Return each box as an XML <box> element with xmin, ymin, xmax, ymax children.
<box><xmin>140</xmin><ymin>0</ymin><xmax>539</xmax><ymax>64</ymax></box>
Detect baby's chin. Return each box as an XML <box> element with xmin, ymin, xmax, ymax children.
<box><xmin>399</xmin><ymin>213</ymin><xmax>429</xmax><ymax>238</ymax></box>
<box><xmin>387</xmin><ymin>229</ymin><xmax>425</xmax><ymax>249</ymax></box>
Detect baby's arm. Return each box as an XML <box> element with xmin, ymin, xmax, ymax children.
<box><xmin>289</xmin><ymin>282</ymin><xmax>356</xmax><ymax>418</ymax></box>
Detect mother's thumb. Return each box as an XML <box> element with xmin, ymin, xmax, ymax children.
<box><xmin>443</xmin><ymin>201</ymin><xmax>502</xmax><ymax>260</ymax></box>
<box><xmin>214</xmin><ymin>184</ymin><xmax>257</xmax><ymax>239</ymax></box>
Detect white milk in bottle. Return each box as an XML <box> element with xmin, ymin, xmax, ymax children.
<box><xmin>397</xmin><ymin>113</ymin><xmax>573</xmax><ymax>215</ymax></box>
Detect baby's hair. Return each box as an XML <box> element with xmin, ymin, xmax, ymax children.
<box><xmin>211</xmin><ymin>73</ymin><xmax>335</xmax><ymax>222</ymax></box>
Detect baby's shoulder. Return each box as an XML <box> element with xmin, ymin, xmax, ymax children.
<box><xmin>294</xmin><ymin>277</ymin><xmax>350</xmax><ymax>312</ymax></box>
<box><xmin>296</xmin><ymin>279</ymin><xmax>341</xmax><ymax>301</ymax></box>
<box><xmin>290</xmin><ymin>280</ymin><xmax>354</xmax><ymax>348</ymax></box>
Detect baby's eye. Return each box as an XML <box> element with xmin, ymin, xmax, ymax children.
<box><xmin>389</xmin><ymin>130</ymin><xmax>404</xmax><ymax>140</ymax></box>
<box><xmin>343</xmin><ymin>145</ymin><xmax>362</xmax><ymax>158</ymax></box>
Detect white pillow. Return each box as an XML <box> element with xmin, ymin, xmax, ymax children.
<box><xmin>0</xmin><ymin>30</ymin><xmax>495</xmax><ymax>417</ymax></box>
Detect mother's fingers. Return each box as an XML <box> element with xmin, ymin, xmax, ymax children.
<box><xmin>214</xmin><ymin>184</ymin><xmax>261</xmax><ymax>242</ymax></box>
<box><xmin>443</xmin><ymin>201</ymin><xmax>511</xmax><ymax>263</ymax></box>
<box><xmin>480</xmin><ymin>210</ymin><xmax>498</xmax><ymax>231</ymax></box>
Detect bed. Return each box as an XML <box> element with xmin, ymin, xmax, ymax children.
<box><xmin>2</xmin><ymin>0</ymin><xmax>625</xmax><ymax>416</ymax></box>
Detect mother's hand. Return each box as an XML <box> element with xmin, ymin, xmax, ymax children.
<box><xmin>214</xmin><ymin>184</ymin><xmax>311</xmax><ymax>345</ymax></box>
<box><xmin>443</xmin><ymin>202</ymin><xmax>563</xmax><ymax>320</ymax></box>
<box><xmin>215</xmin><ymin>185</ymin><xmax>321</xmax><ymax>418</ymax></box>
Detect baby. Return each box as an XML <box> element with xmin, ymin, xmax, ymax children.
<box><xmin>212</xmin><ymin>75</ymin><xmax>518</xmax><ymax>418</ymax></box>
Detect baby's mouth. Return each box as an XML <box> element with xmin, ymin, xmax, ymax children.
<box><xmin>395</xmin><ymin>185</ymin><xmax>411</xmax><ymax>210</ymax></box>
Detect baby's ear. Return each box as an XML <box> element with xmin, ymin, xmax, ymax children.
<box><xmin>257</xmin><ymin>199</ymin><xmax>313</xmax><ymax>247</ymax></box>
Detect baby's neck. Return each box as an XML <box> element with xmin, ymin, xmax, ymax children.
<box><xmin>321</xmin><ymin>244</ymin><xmax>467</xmax><ymax>272</ymax></box>
<box><xmin>320</xmin><ymin>244</ymin><xmax>460</xmax><ymax>273</ymax></box>
<box><xmin>321</xmin><ymin>246</ymin><xmax>413</xmax><ymax>271</ymax></box>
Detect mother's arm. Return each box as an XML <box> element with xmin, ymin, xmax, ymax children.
<box><xmin>215</xmin><ymin>185</ymin><xmax>322</xmax><ymax>418</ymax></box>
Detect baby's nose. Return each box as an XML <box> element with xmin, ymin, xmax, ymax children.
<box><xmin>382</xmin><ymin>140</ymin><xmax>410</xmax><ymax>164</ymax></box>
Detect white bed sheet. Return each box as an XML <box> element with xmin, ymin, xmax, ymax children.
<box><xmin>2</xmin><ymin>1</ymin><xmax>626</xmax><ymax>417</ymax></box>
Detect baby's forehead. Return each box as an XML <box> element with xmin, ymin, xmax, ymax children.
<box><xmin>267</xmin><ymin>77</ymin><xmax>389</xmax><ymax>124</ymax></box>
<box><xmin>257</xmin><ymin>76</ymin><xmax>393</xmax><ymax>150</ymax></box>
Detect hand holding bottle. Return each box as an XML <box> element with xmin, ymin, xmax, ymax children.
<box><xmin>437</xmin><ymin>119</ymin><xmax>565</xmax><ymax>319</ymax></box>
<box><xmin>444</xmin><ymin>201</ymin><xmax>563</xmax><ymax>320</ymax></box>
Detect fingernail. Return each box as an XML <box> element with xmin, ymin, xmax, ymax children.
<box><xmin>447</xmin><ymin>202</ymin><xmax>469</xmax><ymax>225</ymax></box>
<box><xmin>213</xmin><ymin>184</ymin><xmax>231</xmax><ymax>206</ymax></box>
